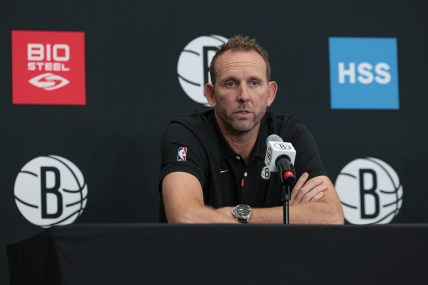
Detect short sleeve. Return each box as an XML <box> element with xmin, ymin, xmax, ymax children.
<box><xmin>159</xmin><ymin>121</ymin><xmax>207</xmax><ymax>190</ymax></box>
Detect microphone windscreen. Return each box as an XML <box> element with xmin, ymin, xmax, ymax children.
<box><xmin>266</xmin><ymin>134</ymin><xmax>283</xmax><ymax>146</ymax></box>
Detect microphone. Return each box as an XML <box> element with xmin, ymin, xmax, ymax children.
<box><xmin>264</xmin><ymin>134</ymin><xmax>296</xmax><ymax>183</ymax></box>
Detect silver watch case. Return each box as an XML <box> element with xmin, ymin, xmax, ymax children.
<box><xmin>232</xmin><ymin>204</ymin><xmax>252</xmax><ymax>223</ymax></box>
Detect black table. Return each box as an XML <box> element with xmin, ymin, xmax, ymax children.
<box><xmin>7</xmin><ymin>224</ymin><xmax>428</xmax><ymax>285</ymax></box>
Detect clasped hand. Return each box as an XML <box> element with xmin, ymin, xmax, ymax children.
<box><xmin>290</xmin><ymin>172</ymin><xmax>327</xmax><ymax>205</ymax></box>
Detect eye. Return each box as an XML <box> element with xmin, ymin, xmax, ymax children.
<box><xmin>250</xmin><ymin>80</ymin><xmax>260</xmax><ymax>86</ymax></box>
<box><xmin>225</xmin><ymin>81</ymin><xmax>237</xmax><ymax>88</ymax></box>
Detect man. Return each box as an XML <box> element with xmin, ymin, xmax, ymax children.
<box><xmin>159</xmin><ymin>35</ymin><xmax>344</xmax><ymax>224</ymax></box>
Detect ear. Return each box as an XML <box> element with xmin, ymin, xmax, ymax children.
<box><xmin>267</xmin><ymin>81</ymin><xmax>278</xmax><ymax>107</ymax></box>
<box><xmin>204</xmin><ymin>83</ymin><xmax>216</xmax><ymax>107</ymax></box>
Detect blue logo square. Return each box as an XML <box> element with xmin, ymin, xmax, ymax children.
<box><xmin>329</xmin><ymin>37</ymin><xmax>399</xmax><ymax>110</ymax></box>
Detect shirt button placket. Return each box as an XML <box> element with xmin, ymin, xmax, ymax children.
<box><xmin>235</xmin><ymin>155</ymin><xmax>246</xmax><ymax>203</ymax></box>
<box><xmin>240</xmin><ymin>171</ymin><xmax>248</xmax><ymax>201</ymax></box>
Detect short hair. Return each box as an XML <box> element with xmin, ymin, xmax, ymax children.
<box><xmin>209</xmin><ymin>35</ymin><xmax>271</xmax><ymax>84</ymax></box>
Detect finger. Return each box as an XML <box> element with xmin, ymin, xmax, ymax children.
<box><xmin>291</xmin><ymin>173</ymin><xmax>309</xmax><ymax>203</ymax></box>
<box><xmin>294</xmin><ymin>177</ymin><xmax>324</xmax><ymax>203</ymax></box>
<box><xmin>294</xmin><ymin>172</ymin><xmax>309</xmax><ymax>192</ymax></box>
<box><xmin>311</xmin><ymin>192</ymin><xmax>324</xmax><ymax>201</ymax></box>
<box><xmin>301</xmin><ymin>184</ymin><xmax>327</xmax><ymax>202</ymax></box>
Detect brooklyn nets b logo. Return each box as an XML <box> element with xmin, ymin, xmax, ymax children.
<box><xmin>335</xmin><ymin>157</ymin><xmax>403</xmax><ymax>224</ymax></box>
<box><xmin>14</xmin><ymin>155</ymin><xmax>88</xmax><ymax>227</ymax></box>
<box><xmin>177</xmin><ymin>35</ymin><xmax>228</xmax><ymax>106</ymax></box>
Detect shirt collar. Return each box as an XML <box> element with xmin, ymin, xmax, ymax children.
<box><xmin>209</xmin><ymin>110</ymin><xmax>273</xmax><ymax>161</ymax></box>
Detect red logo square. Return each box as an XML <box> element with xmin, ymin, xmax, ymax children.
<box><xmin>12</xmin><ymin>30</ymin><xmax>86</xmax><ymax>105</ymax></box>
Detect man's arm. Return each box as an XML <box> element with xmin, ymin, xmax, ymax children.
<box><xmin>290</xmin><ymin>175</ymin><xmax>344</xmax><ymax>224</ymax></box>
<box><xmin>162</xmin><ymin>171</ymin><xmax>238</xmax><ymax>223</ymax></box>
<box><xmin>250</xmin><ymin>175</ymin><xmax>344</xmax><ymax>224</ymax></box>
<box><xmin>163</xmin><ymin>171</ymin><xmax>343</xmax><ymax>224</ymax></box>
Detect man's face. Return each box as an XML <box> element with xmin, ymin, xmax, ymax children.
<box><xmin>205</xmin><ymin>50</ymin><xmax>277</xmax><ymax>135</ymax></box>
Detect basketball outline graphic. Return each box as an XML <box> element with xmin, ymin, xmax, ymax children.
<box><xmin>14</xmin><ymin>155</ymin><xmax>88</xmax><ymax>227</ymax></box>
<box><xmin>335</xmin><ymin>157</ymin><xmax>403</xmax><ymax>224</ymax></box>
<box><xmin>177</xmin><ymin>34</ymin><xmax>228</xmax><ymax>106</ymax></box>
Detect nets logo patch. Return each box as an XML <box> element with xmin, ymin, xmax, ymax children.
<box><xmin>329</xmin><ymin>37</ymin><xmax>399</xmax><ymax>110</ymax></box>
<box><xmin>12</xmin><ymin>30</ymin><xmax>86</xmax><ymax>105</ymax></box>
<box><xmin>177</xmin><ymin>147</ymin><xmax>187</xmax><ymax>161</ymax></box>
<box><xmin>335</xmin><ymin>157</ymin><xmax>403</xmax><ymax>224</ymax></box>
<box><xmin>14</xmin><ymin>155</ymin><xmax>88</xmax><ymax>227</ymax></box>
<box><xmin>261</xmin><ymin>166</ymin><xmax>270</xmax><ymax>180</ymax></box>
<box><xmin>177</xmin><ymin>35</ymin><xmax>228</xmax><ymax>106</ymax></box>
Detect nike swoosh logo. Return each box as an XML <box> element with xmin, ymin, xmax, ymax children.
<box><xmin>220</xmin><ymin>170</ymin><xmax>229</xmax><ymax>174</ymax></box>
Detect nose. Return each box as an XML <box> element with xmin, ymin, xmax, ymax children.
<box><xmin>238</xmin><ymin>84</ymin><xmax>250</xmax><ymax>103</ymax></box>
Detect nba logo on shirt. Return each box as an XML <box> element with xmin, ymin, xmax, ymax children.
<box><xmin>177</xmin><ymin>147</ymin><xmax>187</xmax><ymax>162</ymax></box>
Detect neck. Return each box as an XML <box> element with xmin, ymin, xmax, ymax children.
<box><xmin>216</xmin><ymin>121</ymin><xmax>259</xmax><ymax>165</ymax></box>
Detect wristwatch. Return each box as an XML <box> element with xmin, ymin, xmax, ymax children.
<box><xmin>232</xmin><ymin>204</ymin><xmax>252</xmax><ymax>223</ymax></box>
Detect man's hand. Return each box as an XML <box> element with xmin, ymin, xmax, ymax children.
<box><xmin>290</xmin><ymin>173</ymin><xmax>327</xmax><ymax>205</ymax></box>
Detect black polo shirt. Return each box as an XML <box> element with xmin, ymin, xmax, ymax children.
<box><xmin>159</xmin><ymin>110</ymin><xmax>327</xmax><ymax>222</ymax></box>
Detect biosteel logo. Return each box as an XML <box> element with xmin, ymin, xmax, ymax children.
<box><xmin>12</xmin><ymin>30</ymin><xmax>86</xmax><ymax>105</ymax></box>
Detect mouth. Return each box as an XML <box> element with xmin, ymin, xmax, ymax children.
<box><xmin>234</xmin><ymin>110</ymin><xmax>252</xmax><ymax>118</ymax></box>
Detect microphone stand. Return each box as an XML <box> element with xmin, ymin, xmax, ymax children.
<box><xmin>280</xmin><ymin>179</ymin><xmax>294</xmax><ymax>224</ymax></box>
<box><xmin>275</xmin><ymin>155</ymin><xmax>296</xmax><ymax>224</ymax></box>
